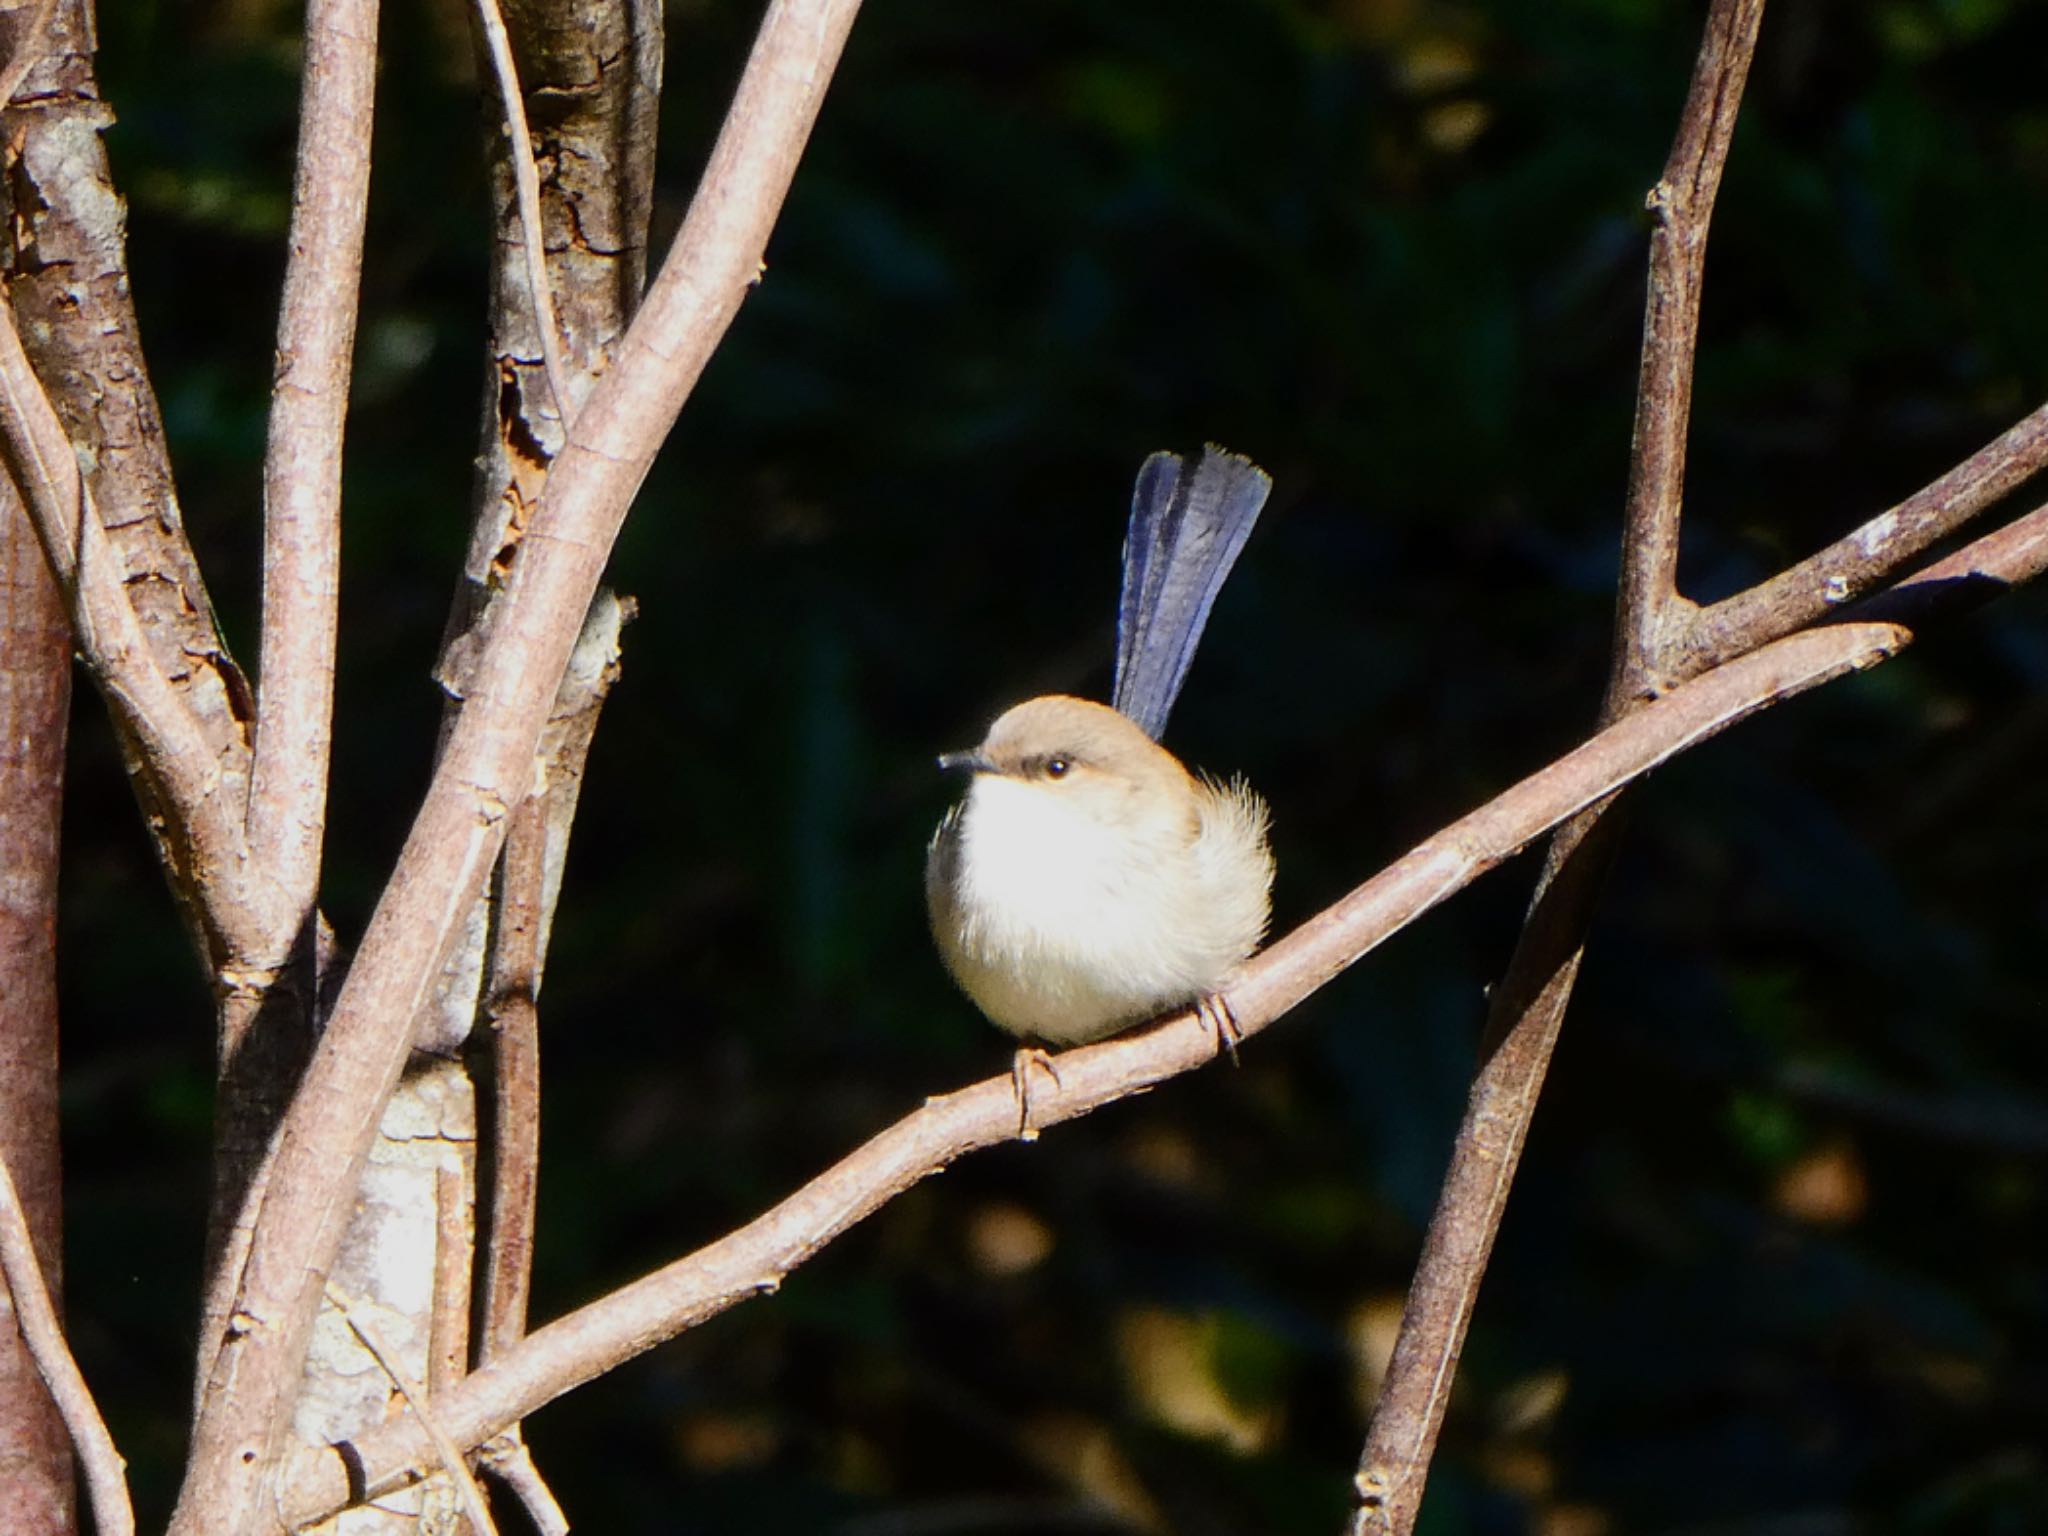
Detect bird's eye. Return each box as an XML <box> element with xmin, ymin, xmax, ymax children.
<box><xmin>1045</xmin><ymin>756</ymin><xmax>1071</xmax><ymax>779</ymax></box>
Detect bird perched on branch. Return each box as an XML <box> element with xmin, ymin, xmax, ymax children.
<box><xmin>926</xmin><ymin>446</ymin><xmax>1276</xmax><ymax>1124</ymax></box>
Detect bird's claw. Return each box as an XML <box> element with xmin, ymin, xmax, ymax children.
<box><xmin>1197</xmin><ymin>993</ymin><xmax>1243</xmax><ymax>1066</ymax></box>
<box><xmin>1011</xmin><ymin>1046</ymin><xmax>1063</xmax><ymax>1140</ymax></box>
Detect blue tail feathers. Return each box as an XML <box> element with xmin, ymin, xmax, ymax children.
<box><xmin>1111</xmin><ymin>445</ymin><xmax>1272</xmax><ymax>740</ymax></box>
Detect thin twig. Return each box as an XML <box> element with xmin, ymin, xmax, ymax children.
<box><xmin>1690</xmin><ymin>398</ymin><xmax>2048</xmax><ymax>668</ymax></box>
<box><xmin>325</xmin><ymin>1283</ymin><xmax>499</xmax><ymax>1536</ymax></box>
<box><xmin>1349</xmin><ymin>5</ymin><xmax>1765</xmax><ymax>1531</ymax></box>
<box><xmin>245</xmin><ymin>0</ymin><xmax>380</xmax><ymax>977</ymax></box>
<box><xmin>472</xmin><ymin>0</ymin><xmax>577</xmax><ymax>426</ymax></box>
<box><xmin>0</xmin><ymin>1149</ymin><xmax>134</xmax><ymax>1536</ymax></box>
<box><xmin>281</xmin><ymin>618</ymin><xmax>1914</xmax><ymax>1525</ymax></box>
<box><xmin>172</xmin><ymin>3</ymin><xmax>869</xmax><ymax>1529</ymax></box>
<box><xmin>481</xmin><ymin>1434</ymin><xmax>570</xmax><ymax>1536</ymax></box>
<box><xmin>1608</xmin><ymin>0</ymin><xmax>1762</xmax><ymax>700</ymax></box>
<box><xmin>1864</xmin><ymin>497</ymin><xmax>2048</xmax><ymax>611</ymax></box>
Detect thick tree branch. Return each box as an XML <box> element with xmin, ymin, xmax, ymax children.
<box><xmin>0</xmin><ymin>298</ymin><xmax>264</xmax><ymax>956</ymax></box>
<box><xmin>171</xmin><ymin>2</ymin><xmax>866</xmax><ymax>1529</ymax></box>
<box><xmin>406</xmin><ymin>0</ymin><xmax>663</xmax><ymax>1519</ymax></box>
<box><xmin>0</xmin><ymin>0</ymin><xmax>262</xmax><ymax>972</ymax></box>
<box><xmin>245</xmin><ymin>0</ymin><xmax>379</xmax><ymax>981</ymax></box>
<box><xmin>1608</xmin><ymin>0</ymin><xmax>1759</xmax><ymax>699</ymax></box>
<box><xmin>456</xmin><ymin>0</ymin><xmax>657</xmax><ymax>1377</ymax></box>
<box><xmin>0</xmin><ymin>478</ymin><xmax>71</xmax><ymax>1533</ymax></box>
<box><xmin>307</xmin><ymin>0</ymin><xmax>658</xmax><ymax>1505</ymax></box>
<box><xmin>220</xmin><ymin>0</ymin><xmax>378</xmax><ymax>1483</ymax></box>
<box><xmin>479</xmin><ymin>597</ymin><xmax>627</xmax><ymax>1368</ymax></box>
<box><xmin>0</xmin><ymin>0</ymin><xmax>335</xmax><ymax>1443</ymax></box>
<box><xmin>0</xmin><ymin>35</ymin><xmax>70</xmax><ymax>1514</ymax></box>
<box><xmin>0</xmin><ymin>1149</ymin><xmax>131</xmax><ymax>1536</ymax></box>
<box><xmin>0</xmin><ymin>0</ymin><xmax>251</xmax><ymax>851</ymax></box>
<box><xmin>1351</xmin><ymin>5</ymin><xmax>1764</xmax><ymax>1530</ymax></box>
<box><xmin>281</xmin><ymin>619</ymin><xmax>1911</xmax><ymax>1524</ymax></box>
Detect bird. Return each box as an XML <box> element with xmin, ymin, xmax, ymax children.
<box><xmin>926</xmin><ymin>446</ymin><xmax>1276</xmax><ymax>1126</ymax></box>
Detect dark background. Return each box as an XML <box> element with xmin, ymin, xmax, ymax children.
<box><xmin>55</xmin><ymin>0</ymin><xmax>2048</xmax><ymax>1531</ymax></box>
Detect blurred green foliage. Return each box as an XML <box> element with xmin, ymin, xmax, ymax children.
<box><xmin>53</xmin><ymin>0</ymin><xmax>2048</xmax><ymax>1530</ymax></box>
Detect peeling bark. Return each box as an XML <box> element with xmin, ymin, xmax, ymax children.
<box><xmin>438</xmin><ymin>0</ymin><xmax>661</xmax><ymax>685</ymax></box>
<box><xmin>2</xmin><ymin>0</ymin><xmax>253</xmax><ymax>904</ymax></box>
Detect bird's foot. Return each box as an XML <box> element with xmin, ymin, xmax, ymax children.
<box><xmin>1197</xmin><ymin>993</ymin><xmax>1243</xmax><ymax>1066</ymax></box>
<box><xmin>1010</xmin><ymin>1045</ymin><xmax>1063</xmax><ymax>1141</ymax></box>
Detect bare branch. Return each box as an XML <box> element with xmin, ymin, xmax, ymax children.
<box><xmin>479</xmin><ymin>1435</ymin><xmax>569</xmax><ymax>1536</ymax></box>
<box><xmin>172</xmin><ymin>2</ymin><xmax>867</xmax><ymax>1528</ymax></box>
<box><xmin>1346</xmin><ymin>418</ymin><xmax>2048</xmax><ymax>1536</ymax></box>
<box><xmin>0</xmin><ymin>38</ymin><xmax>69</xmax><ymax>1494</ymax></box>
<box><xmin>282</xmin><ymin>620</ymin><xmax>1910</xmax><ymax>1524</ymax></box>
<box><xmin>1866</xmin><ymin>496</ymin><xmax>2048</xmax><ymax>610</ymax></box>
<box><xmin>0</xmin><ymin>1149</ymin><xmax>133</xmax><ymax>1536</ymax></box>
<box><xmin>1690</xmin><ymin>399</ymin><xmax>2048</xmax><ymax>668</ymax></box>
<box><xmin>430</xmin><ymin>1162</ymin><xmax>476</xmax><ymax>1403</ymax></box>
<box><xmin>461</xmin><ymin>596</ymin><xmax>627</xmax><ymax>1529</ymax></box>
<box><xmin>407</xmin><ymin>0</ymin><xmax>661</xmax><ymax>1512</ymax></box>
<box><xmin>1343</xmin><ymin>408</ymin><xmax>2048</xmax><ymax>1536</ymax></box>
<box><xmin>0</xmin><ymin>297</ymin><xmax>263</xmax><ymax>957</ymax></box>
<box><xmin>1351</xmin><ymin>5</ymin><xmax>1766</xmax><ymax>1529</ymax></box>
<box><xmin>1610</xmin><ymin>0</ymin><xmax>1764</xmax><ymax>699</ymax></box>
<box><xmin>245</xmin><ymin>0</ymin><xmax>380</xmax><ymax>967</ymax></box>
<box><xmin>0</xmin><ymin>0</ymin><xmax>332</xmax><ymax>1439</ymax></box>
<box><xmin>1349</xmin><ymin>804</ymin><xmax>1614</xmax><ymax>1533</ymax></box>
<box><xmin>203</xmin><ymin>0</ymin><xmax>386</xmax><ymax>1398</ymax></box>
<box><xmin>1359</xmin><ymin>501</ymin><xmax>2048</xmax><ymax>1536</ymax></box>
<box><xmin>479</xmin><ymin>795</ymin><xmax>546</xmax><ymax>1362</ymax></box>
<box><xmin>0</xmin><ymin>0</ymin><xmax>250</xmax><ymax>826</ymax></box>
<box><xmin>0</xmin><ymin>479</ymin><xmax>73</xmax><ymax>1530</ymax></box>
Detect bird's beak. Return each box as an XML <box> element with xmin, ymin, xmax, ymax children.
<box><xmin>937</xmin><ymin>747</ymin><xmax>996</xmax><ymax>775</ymax></box>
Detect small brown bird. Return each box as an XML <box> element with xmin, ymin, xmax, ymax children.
<box><xmin>926</xmin><ymin>446</ymin><xmax>1276</xmax><ymax>1076</ymax></box>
